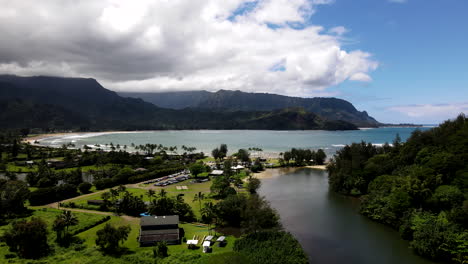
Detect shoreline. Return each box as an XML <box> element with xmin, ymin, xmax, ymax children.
<box><xmin>253</xmin><ymin>165</ymin><xmax>327</xmax><ymax>179</ymax></box>
<box><xmin>23</xmin><ymin>131</ymin><xmax>137</xmax><ymax>145</ymax></box>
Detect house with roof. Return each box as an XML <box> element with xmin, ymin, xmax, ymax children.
<box><xmin>138</xmin><ymin>215</ymin><xmax>180</xmax><ymax>246</ymax></box>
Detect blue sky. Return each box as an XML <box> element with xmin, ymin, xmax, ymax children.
<box><xmin>311</xmin><ymin>0</ymin><xmax>468</xmax><ymax>124</ymax></box>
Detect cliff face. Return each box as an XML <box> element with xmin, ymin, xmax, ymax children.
<box><xmin>122</xmin><ymin>89</ymin><xmax>380</xmax><ymax>127</ymax></box>
<box><xmin>0</xmin><ymin>75</ymin><xmax>358</xmax><ymax>131</ymax></box>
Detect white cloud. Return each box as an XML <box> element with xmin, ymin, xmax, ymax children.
<box><xmin>0</xmin><ymin>0</ymin><xmax>377</xmax><ymax>96</ymax></box>
<box><xmin>388</xmin><ymin>103</ymin><xmax>468</xmax><ymax>123</ymax></box>
<box><xmin>328</xmin><ymin>26</ymin><xmax>348</xmax><ymax>36</ymax></box>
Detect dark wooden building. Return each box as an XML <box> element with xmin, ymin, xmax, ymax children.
<box><xmin>138</xmin><ymin>215</ymin><xmax>180</xmax><ymax>246</ymax></box>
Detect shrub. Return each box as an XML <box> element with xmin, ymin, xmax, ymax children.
<box><xmin>78</xmin><ymin>182</ymin><xmax>92</xmax><ymax>194</ymax></box>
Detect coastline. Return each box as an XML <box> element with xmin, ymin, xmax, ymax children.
<box><xmin>23</xmin><ymin>131</ymin><xmax>136</xmax><ymax>145</ymax></box>
<box><xmin>253</xmin><ymin>165</ymin><xmax>327</xmax><ymax>179</ymax></box>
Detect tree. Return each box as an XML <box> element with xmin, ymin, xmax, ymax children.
<box><xmin>315</xmin><ymin>149</ymin><xmax>326</xmax><ymax>165</ymax></box>
<box><xmin>430</xmin><ymin>185</ymin><xmax>464</xmax><ymax>210</ymax></box>
<box><xmin>66</xmin><ymin>168</ymin><xmax>83</xmax><ymax>186</ymax></box>
<box><xmin>95</xmin><ymin>224</ymin><xmax>131</xmax><ymax>254</ymax></box>
<box><xmin>236</xmin><ymin>149</ymin><xmax>250</xmax><ymax>162</ymax></box>
<box><xmin>11</xmin><ymin>139</ymin><xmax>19</xmax><ymax>157</ymax></box>
<box><xmin>53</xmin><ymin>210</ymin><xmax>78</xmax><ymax>245</ymax></box>
<box><xmin>153</xmin><ymin>241</ymin><xmax>169</xmax><ymax>258</ymax></box>
<box><xmin>189</xmin><ymin>162</ymin><xmax>205</xmax><ymax>177</ymax></box>
<box><xmin>283</xmin><ymin>151</ymin><xmax>292</xmax><ymax>165</ymax></box>
<box><xmin>193</xmin><ymin>191</ymin><xmax>205</xmax><ymax>213</ymax></box>
<box><xmin>78</xmin><ymin>182</ymin><xmax>92</xmax><ymax>194</ymax></box>
<box><xmin>211</xmin><ymin>176</ymin><xmax>236</xmax><ymax>199</ymax></box>
<box><xmin>250</xmin><ymin>158</ymin><xmax>264</xmax><ymax>173</ymax></box>
<box><xmin>216</xmin><ymin>194</ymin><xmax>247</xmax><ymax>227</ymax></box>
<box><xmin>246</xmin><ymin>177</ymin><xmax>261</xmax><ymax>194</ymax></box>
<box><xmin>0</xmin><ymin>180</ymin><xmax>30</xmax><ymax>217</ymax></box>
<box><xmin>241</xmin><ymin>195</ymin><xmax>280</xmax><ymax>233</ymax></box>
<box><xmin>3</xmin><ymin>217</ymin><xmax>50</xmax><ymax>259</ymax></box>
<box><xmin>118</xmin><ymin>192</ymin><xmax>147</xmax><ymax>216</ymax></box>
<box><xmin>147</xmin><ymin>189</ymin><xmax>156</xmax><ymax>199</ymax></box>
<box><xmin>159</xmin><ymin>189</ymin><xmax>167</xmax><ymax>198</ymax></box>
<box><xmin>201</xmin><ymin>201</ymin><xmax>217</xmax><ymax>225</ymax></box>
<box><xmin>212</xmin><ymin>148</ymin><xmax>221</xmax><ymax>160</ymax></box>
<box><xmin>219</xmin><ymin>144</ymin><xmax>228</xmax><ymax>158</ymax></box>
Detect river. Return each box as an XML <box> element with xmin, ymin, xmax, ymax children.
<box><xmin>258</xmin><ymin>167</ymin><xmax>435</xmax><ymax>264</ymax></box>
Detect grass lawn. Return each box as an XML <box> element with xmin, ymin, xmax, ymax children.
<box><xmin>0</xmin><ymin>208</ymin><xmax>106</xmax><ymax>237</ymax></box>
<box><xmin>6</xmin><ymin>163</ymin><xmax>36</xmax><ymax>173</ymax></box>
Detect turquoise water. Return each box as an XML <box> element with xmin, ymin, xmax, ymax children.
<box><xmin>38</xmin><ymin>127</ymin><xmax>430</xmax><ymax>156</ymax></box>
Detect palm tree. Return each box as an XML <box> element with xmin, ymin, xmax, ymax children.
<box><xmin>109</xmin><ymin>188</ymin><xmax>120</xmax><ymax>213</ymax></box>
<box><xmin>159</xmin><ymin>189</ymin><xmax>167</xmax><ymax>198</ymax></box>
<box><xmin>201</xmin><ymin>202</ymin><xmax>217</xmax><ymax>235</ymax></box>
<box><xmin>101</xmin><ymin>191</ymin><xmax>111</xmax><ymax>204</ymax></box>
<box><xmin>147</xmin><ymin>189</ymin><xmax>156</xmax><ymax>200</ymax></box>
<box><xmin>61</xmin><ymin>210</ymin><xmax>78</xmax><ymax>233</ymax></box>
<box><xmin>176</xmin><ymin>194</ymin><xmax>184</xmax><ymax>203</ymax></box>
<box><xmin>193</xmin><ymin>191</ymin><xmax>205</xmax><ymax>213</ymax></box>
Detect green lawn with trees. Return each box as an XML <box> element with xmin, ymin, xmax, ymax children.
<box><xmin>0</xmin><ymin>133</ymin><xmax>308</xmax><ymax>263</ymax></box>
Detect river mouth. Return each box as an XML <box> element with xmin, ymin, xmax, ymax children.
<box><xmin>258</xmin><ymin>168</ymin><xmax>435</xmax><ymax>264</ymax></box>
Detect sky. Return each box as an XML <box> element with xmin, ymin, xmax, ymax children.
<box><xmin>0</xmin><ymin>0</ymin><xmax>466</xmax><ymax>124</ymax></box>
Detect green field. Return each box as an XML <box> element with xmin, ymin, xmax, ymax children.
<box><xmin>1</xmin><ymin>210</ymin><xmax>236</xmax><ymax>264</ymax></box>
<box><xmin>65</xmin><ymin>180</ymin><xmax>217</xmax><ymax>219</ymax></box>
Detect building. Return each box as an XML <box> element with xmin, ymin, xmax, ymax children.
<box><xmin>209</xmin><ymin>170</ymin><xmax>224</xmax><ymax>176</ymax></box>
<box><xmin>139</xmin><ymin>215</ymin><xmax>180</xmax><ymax>246</ymax></box>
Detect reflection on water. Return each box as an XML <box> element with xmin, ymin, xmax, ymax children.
<box><xmin>258</xmin><ymin>168</ymin><xmax>435</xmax><ymax>264</ymax></box>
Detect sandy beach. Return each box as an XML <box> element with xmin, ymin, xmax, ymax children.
<box><xmin>23</xmin><ymin>131</ymin><xmax>136</xmax><ymax>145</ymax></box>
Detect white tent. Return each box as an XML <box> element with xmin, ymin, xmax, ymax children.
<box><xmin>202</xmin><ymin>241</ymin><xmax>211</xmax><ymax>253</ymax></box>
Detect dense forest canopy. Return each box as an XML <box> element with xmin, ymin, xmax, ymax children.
<box><xmin>327</xmin><ymin>114</ymin><xmax>468</xmax><ymax>263</ymax></box>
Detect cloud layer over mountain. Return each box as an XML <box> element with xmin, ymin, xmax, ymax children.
<box><xmin>0</xmin><ymin>0</ymin><xmax>378</xmax><ymax>96</ymax></box>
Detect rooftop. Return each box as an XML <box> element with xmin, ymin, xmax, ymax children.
<box><xmin>140</xmin><ymin>215</ymin><xmax>179</xmax><ymax>226</ymax></box>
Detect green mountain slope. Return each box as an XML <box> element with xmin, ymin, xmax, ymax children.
<box><xmin>0</xmin><ymin>75</ymin><xmax>357</xmax><ymax>131</ymax></box>
<box><xmin>121</xmin><ymin>89</ymin><xmax>379</xmax><ymax>127</ymax></box>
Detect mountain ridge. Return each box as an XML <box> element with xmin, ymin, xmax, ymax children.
<box><xmin>0</xmin><ymin>75</ymin><xmax>359</xmax><ymax>131</ymax></box>
<box><xmin>120</xmin><ymin>89</ymin><xmax>379</xmax><ymax>127</ymax></box>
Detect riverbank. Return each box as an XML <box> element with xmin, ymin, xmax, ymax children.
<box><xmin>253</xmin><ymin>165</ymin><xmax>327</xmax><ymax>179</ymax></box>
<box><xmin>258</xmin><ymin>168</ymin><xmax>436</xmax><ymax>264</ymax></box>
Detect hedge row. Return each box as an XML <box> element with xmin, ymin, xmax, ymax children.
<box><xmin>70</xmin><ymin>215</ymin><xmax>111</xmax><ymax>236</ymax></box>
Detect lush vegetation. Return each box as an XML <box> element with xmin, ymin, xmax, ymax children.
<box><xmin>123</xmin><ymin>89</ymin><xmax>380</xmax><ymax>127</ymax></box>
<box><xmin>279</xmin><ymin>148</ymin><xmax>327</xmax><ymax>166</ymax></box>
<box><xmin>0</xmin><ymin>135</ymin><xmax>308</xmax><ymax>263</ymax></box>
<box><xmin>233</xmin><ymin>231</ymin><xmax>308</xmax><ymax>264</ymax></box>
<box><xmin>327</xmin><ymin>114</ymin><xmax>468</xmax><ymax>263</ymax></box>
<box><xmin>0</xmin><ymin>75</ymin><xmax>359</xmax><ymax>131</ymax></box>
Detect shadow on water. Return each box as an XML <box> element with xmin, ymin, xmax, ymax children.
<box><xmin>258</xmin><ymin>168</ymin><xmax>436</xmax><ymax>264</ymax></box>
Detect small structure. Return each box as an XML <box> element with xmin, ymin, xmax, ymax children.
<box><xmin>87</xmin><ymin>199</ymin><xmax>105</xmax><ymax>206</ymax></box>
<box><xmin>186</xmin><ymin>239</ymin><xmax>198</xmax><ymax>245</ymax></box>
<box><xmin>209</xmin><ymin>170</ymin><xmax>224</xmax><ymax>176</ymax></box>
<box><xmin>202</xmin><ymin>240</ymin><xmax>211</xmax><ymax>253</ymax></box>
<box><xmin>139</xmin><ymin>215</ymin><xmax>180</xmax><ymax>246</ymax></box>
<box><xmin>216</xmin><ymin>236</ymin><xmax>227</xmax><ymax>247</ymax></box>
<box><xmin>134</xmin><ymin>168</ymin><xmax>148</xmax><ymax>172</ymax></box>
<box><xmin>231</xmin><ymin>165</ymin><xmax>245</xmax><ymax>171</ymax></box>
